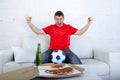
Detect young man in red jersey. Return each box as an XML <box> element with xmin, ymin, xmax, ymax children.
<box><xmin>26</xmin><ymin>11</ymin><xmax>93</xmax><ymax>64</ymax></box>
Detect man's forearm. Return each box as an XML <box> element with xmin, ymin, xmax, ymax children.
<box><xmin>27</xmin><ymin>22</ymin><xmax>44</xmax><ymax>35</ymax></box>
<box><xmin>76</xmin><ymin>23</ymin><xmax>91</xmax><ymax>36</ymax></box>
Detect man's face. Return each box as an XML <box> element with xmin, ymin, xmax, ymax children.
<box><xmin>54</xmin><ymin>16</ymin><xmax>64</xmax><ymax>26</ymax></box>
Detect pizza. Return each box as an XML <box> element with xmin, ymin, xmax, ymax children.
<box><xmin>45</xmin><ymin>67</ymin><xmax>73</xmax><ymax>74</ymax></box>
<box><xmin>50</xmin><ymin>64</ymin><xmax>64</xmax><ymax>68</ymax></box>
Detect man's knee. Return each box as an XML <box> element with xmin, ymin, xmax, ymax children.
<box><xmin>42</xmin><ymin>49</ymin><xmax>53</xmax><ymax>63</ymax></box>
<box><xmin>68</xmin><ymin>55</ymin><xmax>82</xmax><ymax>64</ymax></box>
<box><xmin>63</xmin><ymin>49</ymin><xmax>82</xmax><ymax>64</ymax></box>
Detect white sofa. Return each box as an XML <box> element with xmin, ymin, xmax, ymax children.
<box><xmin>0</xmin><ymin>35</ymin><xmax>120</xmax><ymax>80</ymax></box>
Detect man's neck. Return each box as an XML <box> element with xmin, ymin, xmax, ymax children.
<box><xmin>56</xmin><ymin>23</ymin><xmax>64</xmax><ymax>27</ymax></box>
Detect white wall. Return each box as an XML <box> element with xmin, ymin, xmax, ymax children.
<box><xmin>0</xmin><ymin>0</ymin><xmax>120</xmax><ymax>52</ymax></box>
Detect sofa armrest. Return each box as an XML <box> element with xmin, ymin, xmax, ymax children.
<box><xmin>93</xmin><ymin>49</ymin><xmax>120</xmax><ymax>80</ymax></box>
<box><xmin>0</xmin><ymin>48</ymin><xmax>14</xmax><ymax>74</ymax></box>
<box><xmin>93</xmin><ymin>49</ymin><xmax>109</xmax><ymax>64</ymax></box>
<box><xmin>0</xmin><ymin>52</ymin><xmax>3</xmax><ymax>74</ymax></box>
<box><xmin>107</xmin><ymin>52</ymin><xmax>120</xmax><ymax>80</ymax></box>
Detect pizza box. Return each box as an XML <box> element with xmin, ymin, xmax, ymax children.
<box><xmin>37</xmin><ymin>63</ymin><xmax>85</xmax><ymax>78</ymax></box>
<box><xmin>0</xmin><ymin>65</ymin><xmax>39</xmax><ymax>80</ymax></box>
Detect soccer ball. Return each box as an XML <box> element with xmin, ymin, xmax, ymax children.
<box><xmin>51</xmin><ymin>50</ymin><xmax>66</xmax><ymax>64</ymax></box>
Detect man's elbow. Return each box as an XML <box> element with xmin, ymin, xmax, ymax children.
<box><xmin>75</xmin><ymin>31</ymin><xmax>83</xmax><ymax>36</ymax></box>
<box><xmin>78</xmin><ymin>33</ymin><xmax>83</xmax><ymax>36</ymax></box>
<box><xmin>36</xmin><ymin>32</ymin><xmax>40</xmax><ymax>35</ymax></box>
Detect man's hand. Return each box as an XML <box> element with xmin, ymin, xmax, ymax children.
<box><xmin>88</xmin><ymin>17</ymin><xmax>93</xmax><ymax>24</ymax></box>
<box><xmin>25</xmin><ymin>16</ymin><xmax>45</xmax><ymax>35</ymax></box>
<box><xmin>26</xmin><ymin>16</ymin><xmax>32</xmax><ymax>23</ymax></box>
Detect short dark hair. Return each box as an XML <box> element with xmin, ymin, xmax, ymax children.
<box><xmin>54</xmin><ymin>11</ymin><xmax>64</xmax><ymax>18</ymax></box>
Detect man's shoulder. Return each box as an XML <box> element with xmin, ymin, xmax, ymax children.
<box><xmin>46</xmin><ymin>24</ymin><xmax>55</xmax><ymax>28</ymax></box>
<box><xmin>64</xmin><ymin>23</ymin><xmax>73</xmax><ymax>28</ymax></box>
<box><xmin>63</xmin><ymin>23</ymin><xmax>71</xmax><ymax>26</ymax></box>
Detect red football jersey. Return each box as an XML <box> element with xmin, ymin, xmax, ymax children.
<box><xmin>42</xmin><ymin>23</ymin><xmax>78</xmax><ymax>50</ymax></box>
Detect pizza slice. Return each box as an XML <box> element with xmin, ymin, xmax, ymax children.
<box><xmin>45</xmin><ymin>67</ymin><xmax>73</xmax><ymax>75</ymax></box>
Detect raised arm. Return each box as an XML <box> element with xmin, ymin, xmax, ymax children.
<box><xmin>75</xmin><ymin>17</ymin><xmax>93</xmax><ymax>36</ymax></box>
<box><xmin>26</xmin><ymin>16</ymin><xmax>45</xmax><ymax>35</ymax></box>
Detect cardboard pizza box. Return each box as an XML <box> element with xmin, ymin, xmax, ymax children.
<box><xmin>0</xmin><ymin>65</ymin><xmax>39</xmax><ymax>80</ymax></box>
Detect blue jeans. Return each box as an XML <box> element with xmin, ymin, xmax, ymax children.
<box><xmin>42</xmin><ymin>48</ymin><xmax>82</xmax><ymax>64</ymax></box>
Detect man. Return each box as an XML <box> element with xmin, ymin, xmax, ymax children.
<box><xmin>26</xmin><ymin>11</ymin><xmax>93</xmax><ymax>64</ymax></box>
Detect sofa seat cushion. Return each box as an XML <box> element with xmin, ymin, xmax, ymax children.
<box><xmin>3</xmin><ymin>61</ymin><xmax>34</xmax><ymax>73</ymax></box>
<box><xmin>77</xmin><ymin>59</ymin><xmax>109</xmax><ymax>76</ymax></box>
<box><xmin>3</xmin><ymin>59</ymin><xmax>109</xmax><ymax>76</ymax></box>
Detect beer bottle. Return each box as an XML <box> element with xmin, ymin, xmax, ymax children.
<box><xmin>36</xmin><ymin>43</ymin><xmax>42</xmax><ymax>66</ymax></box>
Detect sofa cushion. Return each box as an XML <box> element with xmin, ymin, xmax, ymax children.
<box><xmin>12</xmin><ymin>47</ymin><xmax>36</xmax><ymax>63</ymax></box>
<box><xmin>22</xmin><ymin>35</ymin><xmax>93</xmax><ymax>58</ymax></box>
<box><xmin>3</xmin><ymin>61</ymin><xmax>34</xmax><ymax>73</ymax></box>
<box><xmin>70</xmin><ymin>36</ymin><xmax>93</xmax><ymax>58</ymax></box>
<box><xmin>22</xmin><ymin>35</ymin><xmax>50</xmax><ymax>53</ymax></box>
<box><xmin>0</xmin><ymin>48</ymin><xmax>14</xmax><ymax>63</ymax></box>
<box><xmin>0</xmin><ymin>48</ymin><xmax>13</xmax><ymax>73</ymax></box>
<box><xmin>76</xmin><ymin>59</ymin><xmax>109</xmax><ymax>76</ymax></box>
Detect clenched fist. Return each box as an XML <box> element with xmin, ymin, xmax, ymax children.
<box><xmin>26</xmin><ymin>16</ymin><xmax>32</xmax><ymax>23</ymax></box>
<box><xmin>88</xmin><ymin>17</ymin><xmax>93</xmax><ymax>24</ymax></box>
